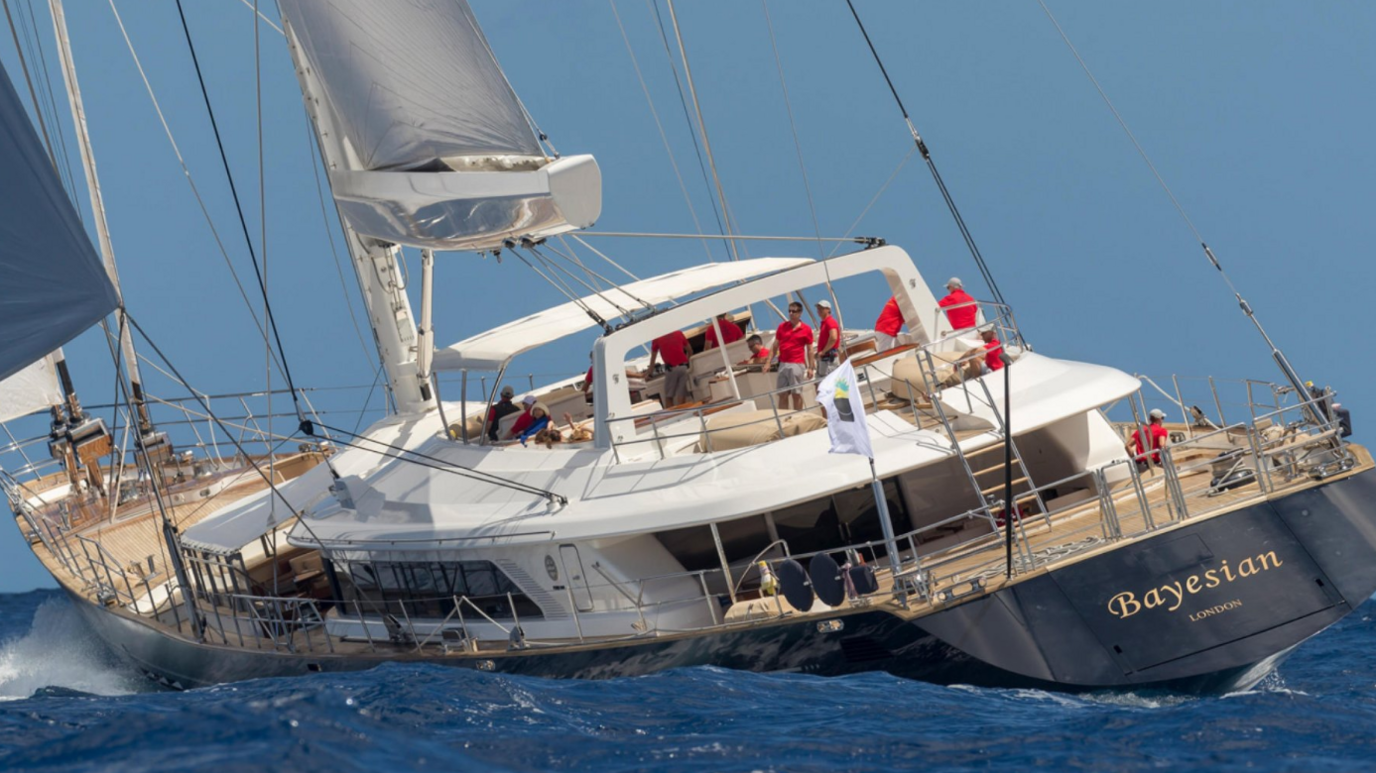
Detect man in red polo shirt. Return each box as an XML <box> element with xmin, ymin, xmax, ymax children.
<box><xmin>815</xmin><ymin>299</ymin><xmax>842</xmax><ymax>378</ymax></box>
<box><xmin>1129</xmin><ymin>409</ymin><xmax>1170</xmax><ymax>469</ymax></box>
<box><xmin>937</xmin><ymin>277</ymin><xmax>978</xmax><ymax>331</ymax></box>
<box><xmin>647</xmin><ymin>328</ymin><xmax>693</xmax><ymax>406</ymax></box>
<box><xmin>704</xmin><ymin>312</ymin><xmax>744</xmax><ymax>350</ymax></box>
<box><xmin>771</xmin><ymin>301</ymin><xmax>814</xmax><ymax>412</ymax></box>
<box><xmin>874</xmin><ymin>296</ymin><xmax>905</xmax><ymax>351</ymax></box>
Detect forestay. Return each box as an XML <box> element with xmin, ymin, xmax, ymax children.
<box><xmin>432</xmin><ymin>258</ymin><xmax>812</xmax><ymax>371</ymax></box>
<box><xmin>0</xmin><ymin>61</ymin><xmax>118</xmax><ymax>385</ymax></box>
<box><xmin>280</xmin><ymin>0</ymin><xmax>601</xmax><ymax>249</ymax></box>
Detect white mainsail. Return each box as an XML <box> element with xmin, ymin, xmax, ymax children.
<box><xmin>279</xmin><ymin>0</ymin><xmax>601</xmax><ymax>250</ymax></box>
<box><xmin>0</xmin><ymin>61</ymin><xmax>119</xmax><ymax>386</ymax></box>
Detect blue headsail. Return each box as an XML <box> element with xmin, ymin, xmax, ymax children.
<box><xmin>0</xmin><ymin>59</ymin><xmax>118</xmax><ymax>385</ymax></box>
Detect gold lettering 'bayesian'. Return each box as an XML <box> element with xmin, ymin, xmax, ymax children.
<box><xmin>1105</xmin><ymin>551</ymin><xmax>1282</xmax><ymax>620</ymax></box>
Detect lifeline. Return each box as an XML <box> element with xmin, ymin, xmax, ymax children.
<box><xmin>1105</xmin><ymin>551</ymin><xmax>1283</xmax><ymax>619</ymax></box>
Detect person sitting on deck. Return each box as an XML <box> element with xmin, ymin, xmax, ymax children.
<box><xmin>505</xmin><ymin>395</ymin><xmax>539</xmax><ymax>440</ymax></box>
<box><xmin>739</xmin><ymin>334</ymin><xmax>772</xmax><ymax>367</ymax></box>
<box><xmin>703</xmin><ymin>312</ymin><xmax>744</xmax><ymax>350</ymax></box>
<box><xmin>485</xmin><ymin>385</ymin><xmax>521</xmax><ymax>442</ymax></box>
<box><xmin>957</xmin><ymin>329</ymin><xmax>1004</xmax><ymax>381</ymax></box>
<box><xmin>645</xmin><ymin>329</ymin><xmax>693</xmax><ymax>407</ymax></box>
<box><xmin>1128</xmin><ymin>408</ymin><xmax>1170</xmax><ymax>470</ymax></box>
<box><xmin>937</xmin><ymin>277</ymin><xmax>978</xmax><ymax>331</ymax></box>
<box><xmin>516</xmin><ymin>403</ymin><xmax>552</xmax><ymax>446</ymax></box>
<box><xmin>874</xmin><ymin>296</ymin><xmax>906</xmax><ymax>351</ymax></box>
<box><xmin>772</xmin><ymin>302</ymin><xmax>815</xmax><ymax>412</ymax></box>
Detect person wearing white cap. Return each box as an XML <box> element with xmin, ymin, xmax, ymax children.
<box><xmin>937</xmin><ymin>277</ymin><xmax>978</xmax><ymax>331</ymax></box>
<box><xmin>814</xmin><ymin>299</ymin><xmax>842</xmax><ymax>378</ymax></box>
<box><xmin>505</xmin><ymin>394</ymin><xmax>540</xmax><ymax>440</ymax></box>
<box><xmin>1127</xmin><ymin>408</ymin><xmax>1170</xmax><ymax>470</ymax></box>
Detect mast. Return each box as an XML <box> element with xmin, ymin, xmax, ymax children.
<box><xmin>48</xmin><ymin>0</ymin><xmax>155</xmax><ymax>435</ymax></box>
<box><xmin>281</xmin><ymin>22</ymin><xmax>425</xmax><ymax>412</ymax></box>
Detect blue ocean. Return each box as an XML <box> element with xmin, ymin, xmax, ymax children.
<box><xmin>0</xmin><ymin>589</ymin><xmax>1373</xmax><ymax>772</ymax></box>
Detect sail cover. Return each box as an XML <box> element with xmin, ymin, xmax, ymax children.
<box><xmin>0</xmin><ymin>62</ymin><xmax>118</xmax><ymax>385</ymax></box>
<box><xmin>277</xmin><ymin>0</ymin><xmax>542</xmax><ymax>170</ymax></box>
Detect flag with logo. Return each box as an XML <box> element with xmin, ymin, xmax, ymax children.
<box><xmin>815</xmin><ymin>360</ymin><xmax>873</xmax><ymax>458</ymax></box>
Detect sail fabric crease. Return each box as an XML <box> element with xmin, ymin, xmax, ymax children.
<box><xmin>0</xmin><ymin>62</ymin><xmax>118</xmax><ymax>385</ymax></box>
<box><xmin>278</xmin><ymin>0</ymin><xmax>543</xmax><ymax>171</ymax></box>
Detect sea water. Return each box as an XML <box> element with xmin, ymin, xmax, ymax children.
<box><xmin>0</xmin><ymin>589</ymin><xmax>1373</xmax><ymax>772</ymax></box>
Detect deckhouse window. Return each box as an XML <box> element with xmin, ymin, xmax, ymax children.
<box><xmin>341</xmin><ymin>559</ymin><xmax>542</xmax><ymax>620</ymax></box>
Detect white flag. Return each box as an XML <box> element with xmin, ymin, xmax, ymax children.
<box><xmin>815</xmin><ymin>360</ymin><xmax>873</xmax><ymax>458</ymax></box>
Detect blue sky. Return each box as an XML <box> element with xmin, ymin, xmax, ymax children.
<box><xmin>1</xmin><ymin>1</ymin><xmax>1372</xmax><ymax>592</ymax></box>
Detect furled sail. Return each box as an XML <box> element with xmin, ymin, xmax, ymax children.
<box><xmin>279</xmin><ymin>0</ymin><xmax>601</xmax><ymax>250</ymax></box>
<box><xmin>0</xmin><ymin>61</ymin><xmax>119</xmax><ymax>385</ymax></box>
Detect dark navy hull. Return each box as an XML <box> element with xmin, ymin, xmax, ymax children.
<box><xmin>69</xmin><ymin>468</ymin><xmax>1376</xmax><ymax>693</ymax></box>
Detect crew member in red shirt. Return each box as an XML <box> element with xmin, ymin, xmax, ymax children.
<box><xmin>703</xmin><ymin>312</ymin><xmax>744</xmax><ymax>350</ymax></box>
<box><xmin>874</xmin><ymin>296</ymin><xmax>905</xmax><ymax>351</ymax></box>
<box><xmin>1129</xmin><ymin>409</ymin><xmax>1170</xmax><ymax>469</ymax></box>
<box><xmin>959</xmin><ymin>329</ymin><xmax>1005</xmax><ymax>380</ymax></box>
<box><xmin>646</xmin><ymin>328</ymin><xmax>693</xmax><ymax>406</ymax></box>
<box><xmin>815</xmin><ymin>299</ymin><xmax>842</xmax><ymax>378</ymax></box>
<box><xmin>937</xmin><ymin>277</ymin><xmax>978</xmax><ymax>331</ymax></box>
<box><xmin>505</xmin><ymin>395</ymin><xmax>539</xmax><ymax>439</ymax></box>
<box><xmin>739</xmin><ymin>334</ymin><xmax>772</xmax><ymax>366</ymax></box>
<box><xmin>771</xmin><ymin>302</ymin><xmax>814</xmax><ymax>412</ymax></box>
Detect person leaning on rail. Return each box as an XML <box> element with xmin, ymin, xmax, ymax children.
<box><xmin>937</xmin><ymin>276</ymin><xmax>978</xmax><ymax>331</ymax></box>
<box><xmin>874</xmin><ymin>295</ymin><xmax>905</xmax><ymax>352</ymax></box>
<box><xmin>1128</xmin><ymin>408</ymin><xmax>1170</xmax><ymax>471</ymax></box>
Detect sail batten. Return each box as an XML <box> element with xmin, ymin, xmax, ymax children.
<box><xmin>0</xmin><ymin>60</ymin><xmax>119</xmax><ymax>386</ymax></box>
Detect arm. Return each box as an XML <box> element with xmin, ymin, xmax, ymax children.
<box><xmin>806</xmin><ymin>341</ymin><xmax>816</xmax><ymax>377</ymax></box>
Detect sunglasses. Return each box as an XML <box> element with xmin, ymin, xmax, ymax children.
<box><xmin>789</xmin><ymin>308</ymin><xmax>802</xmax><ymax>314</ymax></box>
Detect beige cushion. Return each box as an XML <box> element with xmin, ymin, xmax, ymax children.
<box><xmin>698</xmin><ymin>409</ymin><xmax>826</xmax><ymax>451</ymax></box>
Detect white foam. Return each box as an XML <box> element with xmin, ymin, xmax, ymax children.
<box><xmin>0</xmin><ymin>595</ymin><xmax>144</xmax><ymax>700</ymax></box>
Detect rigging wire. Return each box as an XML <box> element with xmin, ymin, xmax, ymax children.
<box><xmin>23</xmin><ymin>0</ymin><xmax>78</xmax><ymax>200</ymax></box>
<box><xmin>302</xmin><ymin>115</ymin><xmax>374</xmax><ymax>370</ymax></box>
<box><xmin>253</xmin><ymin>0</ymin><xmax>275</xmax><ymax>527</ymax></box>
<box><xmin>1034</xmin><ymin>0</ymin><xmax>1321</xmax><ymax>422</ymax></box>
<box><xmin>648</xmin><ymin>0</ymin><xmax>731</xmax><ymax>262</ymax></box>
<box><xmin>173</xmin><ymin>0</ymin><xmax>304</xmax><ymax>423</ymax></box>
<box><xmin>107</xmin><ymin>0</ymin><xmax>285</xmax><ymax>379</ymax></box>
<box><xmin>510</xmin><ymin>248</ymin><xmax>613</xmax><ymax>333</ymax></box>
<box><xmin>828</xmin><ymin>145</ymin><xmax>917</xmax><ymax>258</ymax></box>
<box><xmin>307</xmin><ymin>420</ymin><xmax>568</xmax><ymax>505</ymax></box>
<box><xmin>664</xmin><ymin>0</ymin><xmax>743</xmax><ymax>263</ymax></box>
<box><xmin>843</xmin><ymin>0</ymin><xmax>1009</xmax><ymax>311</ymax></box>
<box><xmin>530</xmin><ymin>243</ymin><xmax>650</xmax><ymax>317</ymax></box>
<box><xmin>609</xmin><ymin>0</ymin><xmax>714</xmax><ymax>264</ymax></box>
<box><xmin>760</xmin><ymin>0</ymin><xmax>824</xmax><ymax>259</ymax></box>
<box><xmin>2</xmin><ymin>0</ymin><xmax>57</xmax><ymax>168</ymax></box>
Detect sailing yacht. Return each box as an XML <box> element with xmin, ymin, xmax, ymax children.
<box><xmin>4</xmin><ymin>1</ymin><xmax>1375</xmax><ymax>693</ymax></box>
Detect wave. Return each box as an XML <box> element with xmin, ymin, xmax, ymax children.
<box><xmin>0</xmin><ymin>594</ymin><xmax>146</xmax><ymax>700</ymax></box>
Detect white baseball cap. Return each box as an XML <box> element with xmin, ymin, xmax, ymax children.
<box><xmin>947</xmin><ymin>277</ymin><xmax>963</xmax><ymax>289</ymax></box>
<box><xmin>522</xmin><ymin>395</ymin><xmax>537</xmax><ymax>406</ymax></box>
<box><xmin>1148</xmin><ymin>408</ymin><xmax>1166</xmax><ymax>420</ymax></box>
<box><xmin>816</xmin><ymin>299</ymin><xmax>832</xmax><ymax>309</ymax></box>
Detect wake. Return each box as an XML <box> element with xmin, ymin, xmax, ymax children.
<box><xmin>0</xmin><ymin>595</ymin><xmax>145</xmax><ymax>700</ymax></box>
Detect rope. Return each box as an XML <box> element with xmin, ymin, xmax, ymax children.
<box><xmin>511</xmin><ymin>249</ymin><xmax>612</xmax><ymax>333</ymax></box>
<box><xmin>843</xmin><ymin>0</ymin><xmax>1009</xmax><ymax>311</ymax></box>
<box><xmin>610</xmin><ymin>0</ymin><xmax>715</xmax><ymax>264</ymax></box>
<box><xmin>2</xmin><ymin>0</ymin><xmax>56</xmax><ymax>168</ymax></box>
<box><xmin>174</xmin><ymin>0</ymin><xmax>304</xmax><ymax>422</ymax></box>
<box><xmin>532</xmin><ymin>243</ymin><xmax>655</xmax><ymax>316</ymax></box>
<box><xmin>649</xmin><ymin>0</ymin><xmax>732</xmax><ymax>262</ymax></box>
<box><xmin>107</xmin><ymin>0</ymin><xmax>284</xmax><ymax>378</ymax></box>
